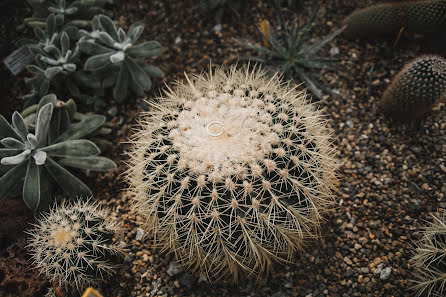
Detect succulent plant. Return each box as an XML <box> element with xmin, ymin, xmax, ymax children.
<box><xmin>27</xmin><ymin>199</ymin><xmax>125</xmax><ymax>290</ymax></box>
<box><xmin>0</xmin><ymin>94</ymin><xmax>116</xmax><ymax>211</ymax></box>
<box><xmin>21</xmin><ymin>95</ymin><xmax>113</xmax><ymax>152</ymax></box>
<box><xmin>238</xmin><ymin>5</ymin><xmax>344</xmax><ymax>100</ymax></box>
<box><xmin>411</xmin><ymin>212</ymin><xmax>446</xmax><ymax>297</ymax></box>
<box><xmin>24</xmin><ymin>19</ymin><xmax>101</xmax><ymax>107</ymax></box>
<box><xmin>378</xmin><ymin>55</ymin><xmax>446</xmax><ymax>121</ymax></box>
<box><xmin>343</xmin><ymin>0</ymin><xmax>446</xmax><ymax>38</ymax></box>
<box><xmin>78</xmin><ymin>14</ymin><xmax>165</xmax><ymax>102</ymax></box>
<box><xmin>25</xmin><ymin>0</ymin><xmax>107</xmax><ymax>28</ymax></box>
<box><xmin>126</xmin><ymin>66</ymin><xmax>338</xmax><ymax>282</ymax></box>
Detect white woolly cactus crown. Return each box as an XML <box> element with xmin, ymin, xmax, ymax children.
<box><xmin>127</xmin><ymin>66</ymin><xmax>338</xmax><ymax>282</ymax></box>
<box><xmin>27</xmin><ymin>199</ymin><xmax>125</xmax><ymax>290</ymax></box>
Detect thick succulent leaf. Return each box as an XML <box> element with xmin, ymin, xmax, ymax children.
<box><xmin>34</xmin><ymin>27</ymin><xmax>46</xmax><ymax>41</ymax></box>
<box><xmin>0</xmin><ymin>115</ymin><xmax>21</xmax><ymax>140</ymax></box>
<box><xmin>58</xmin><ymin>156</ymin><xmax>116</xmax><ymax>171</ymax></box>
<box><xmin>44</xmin><ymin>156</ymin><xmax>92</xmax><ymax>199</ymax></box>
<box><xmin>126</xmin><ymin>58</ymin><xmax>151</xmax><ymax>89</ymax></box>
<box><xmin>39</xmin><ymin>79</ymin><xmax>50</xmax><ymax>97</ymax></box>
<box><xmin>46</xmin><ymin>14</ymin><xmax>56</xmax><ymax>36</ymax></box>
<box><xmin>127</xmin><ymin>23</ymin><xmax>144</xmax><ymax>43</ymax></box>
<box><xmin>117</xmin><ymin>28</ymin><xmax>126</xmax><ymax>43</ymax></box>
<box><xmin>98</xmin><ymin>14</ymin><xmax>119</xmax><ymax>41</ymax></box>
<box><xmin>129</xmin><ymin>77</ymin><xmax>145</xmax><ymax>96</ymax></box>
<box><xmin>35</xmin><ymin>103</ymin><xmax>54</xmax><ymax>144</ymax></box>
<box><xmin>64</xmin><ymin>99</ymin><xmax>77</xmax><ymax>121</ymax></box>
<box><xmin>12</xmin><ymin>112</ymin><xmax>29</xmax><ymax>142</ymax></box>
<box><xmin>44</xmin><ymin>66</ymin><xmax>63</xmax><ymax>79</ymax></box>
<box><xmin>1</xmin><ymin>137</ymin><xmax>25</xmax><ymax>149</ymax></box>
<box><xmin>23</xmin><ymin>160</ymin><xmax>40</xmax><ymax>210</ymax></box>
<box><xmin>113</xmin><ymin>62</ymin><xmax>129</xmax><ymax>102</ymax></box>
<box><xmin>54</xmin><ymin>115</ymin><xmax>106</xmax><ymax>142</ymax></box>
<box><xmin>1</xmin><ymin>149</ymin><xmax>31</xmax><ymax>165</ymax></box>
<box><xmin>0</xmin><ymin>161</ymin><xmax>27</xmax><ymax>200</ymax></box>
<box><xmin>38</xmin><ymin>94</ymin><xmax>57</xmax><ymax>110</ymax></box>
<box><xmin>72</xmin><ymin>71</ymin><xmax>101</xmax><ymax>89</ymax></box>
<box><xmin>78</xmin><ymin>41</ymin><xmax>113</xmax><ymax>55</ymax></box>
<box><xmin>84</xmin><ymin>53</ymin><xmax>113</xmax><ymax>71</ymax></box>
<box><xmin>42</xmin><ymin>140</ymin><xmax>100</xmax><ymax>157</ymax></box>
<box><xmin>27</xmin><ymin>65</ymin><xmax>45</xmax><ymax>75</ymax></box>
<box><xmin>60</xmin><ymin>32</ymin><xmax>70</xmax><ymax>55</ymax></box>
<box><xmin>127</xmin><ymin>41</ymin><xmax>164</xmax><ymax>58</ymax></box>
<box><xmin>144</xmin><ymin>65</ymin><xmax>164</xmax><ymax>78</ymax></box>
<box><xmin>98</xmin><ymin>32</ymin><xmax>117</xmax><ymax>48</ymax></box>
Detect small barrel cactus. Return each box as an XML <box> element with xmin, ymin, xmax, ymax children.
<box><xmin>378</xmin><ymin>55</ymin><xmax>446</xmax><ymax>121</ymax></box>
<box><xmin>343</xmin><ymin>0</ymin><xmax>446</xmax><ymax>38</ymax></box>
<box><xmin>411</xmin><ymin>212</ymin><xmax>446</xmax><ymax>297</ymax></box>
<box><xmin>27</xmin><ymin>199</ymin><xmax>125</xmax><ymax>290</ymax></box>
<box><xmin>126</xmin><ymin>66</ymin><xmax>338</xmax><ymax>282</ymax></box>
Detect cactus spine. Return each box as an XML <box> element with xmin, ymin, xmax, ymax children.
<box><xmin>27</xmin><ymin>199</ymin><xmax>125</xmax><ymax>290</ymax></box>
<box><xmin>126</xmin><ymin>66</ymin><xmax>338</xmax><ymax>282</ymax></box>
<box><xmin>343</xmin><ymin>0</ymin><xmax>446</xmax><ymax>37</ymax></box>
<box><xmin>379</xmin><ymin>55</ymin><xmax>446</xmax><ymax>121</ymax></box>
<box><xmin>411</xmin><ymin>212</ymin><xmax>446</xmax><ymax>297</ymax></box>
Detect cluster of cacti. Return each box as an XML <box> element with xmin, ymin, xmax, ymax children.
<box><xmin>78</xmin><ymin>15</ymin><xmax>165</xmax><ymax>102</ymax></box>
<box><xmin>343</xmin><ymin>0</ymin><xmax>446</xmax><ymax>38</ymax></box>
<box><xmin>0</xmin><ymin>94</ymin><xmax>116</xmax><ymax>211</ymax></box>
<box><xmin>27</xmin><ymin>199</ymin><xmax>125</xmax><ymax>290</ymax></box>
<box><xmin>378</xmin><ymin>55</ymin><xmax>446</xmax><ymax>121</ymax></box>
<box><xmin>21</xmin><ymin>11</ymin><xmax>164</xmax><ymax>106</ymax></box>
<box><xmin>25</xmin><ymin>0</ymin><xmax>108</xmax><ymax>28</ymax></box>
<box><xmin>238</xmin><ymin>6</ymin><xmax>344</xmax><ymax>100</ymax></box>
<box><xmin>411</xmin><ymin>212</ymin><xmax>446</xmax><ymax>297</ymax></box>
<box><xmin>126</xmin><ymin>66</ymin><xmax>338</xmax><ymax>282</ymax></box>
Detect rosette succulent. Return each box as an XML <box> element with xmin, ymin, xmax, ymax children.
<box><xmin>0</xmin><ymin>95</ymin><xmax>116</xmax><ymax>211</ymax></box>
<box><xmin>78</xmin><ymin>14</ymin><xmax>165</xmax><ymax>102</ymax></box>
<box><xmin>126</xmin><ymin>66</ymin><xmax>338</xmax><ymax>282</ymax></box>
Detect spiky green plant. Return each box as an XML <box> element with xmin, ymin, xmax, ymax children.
<box><xmin>378</xmin><ymin>55</ymin><xmax>446</xmax><ymax>121</ymax></box>
<box><xmin>411</xmin><ymin>212</ymin><xmax>446</xmax><ymax>297</ymax></box>
<box><xmin>78</xmin><ymin>14</ymin><xmax>165</xmax><ymax>102</ymax></box>
<box><xmin>25</xmin><ymin>0</ymin><xmax>107</xmax><ymax>28</ymax></box>
<box><xmin>126</xmin><ymin>66</ymin><xmax>338</xmax><ymax>282</ymax></box>
<box><xmin>27</xmin><ymin>199</ymin><xmax>125</xmax><ymax>290</ymax></box>
<box><xmin>0</xmin><ymin>95</ymin><xmax>116</xmax><ymax>211</ymax></box>
<box><xmin>238</xmin><ymin>5</ymin><xmax>344</xmax><ymax>100</ymax></box>
<box><xmin>343</xmin><ymin>0</ymin><xmax>446</xmax><ymax>38</ymax></box>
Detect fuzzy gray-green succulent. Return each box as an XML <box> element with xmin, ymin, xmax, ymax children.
<box><xmin>0</xmin><ymin>94</ymin><xmax>116</xmax><ymax>211</ymax></box>
<box><xmin>25</xmin><ymin>19</ymin><xmax>101</xmax><ymax>107</ymax></box>
<box><xmin>78</xmin><ymin>14</ymin><xmax>165</xmax><ymax>102</ymax></box>
<box><xmin>25</xmin><ymin>0</ymin><xmax>108</xmax><ymax>28</ymax></box>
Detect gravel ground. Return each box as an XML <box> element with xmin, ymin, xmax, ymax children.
<box><xmin>2</xmin><ymin>0</ymin><xmax>446</xmax><ymax>296</ymax></box>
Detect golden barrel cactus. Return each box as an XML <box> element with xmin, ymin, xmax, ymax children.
<box><xmin>126</xmin><ymin>66</ymin><xmax>338</xmax><ymax>282</ymax></box>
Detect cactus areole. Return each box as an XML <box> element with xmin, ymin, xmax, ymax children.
<box><xmin>127</xmin><ymin>66</ymin><xmax>338</xmax><ymax>282</ymax></box>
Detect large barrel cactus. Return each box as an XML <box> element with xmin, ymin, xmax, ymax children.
<box><xmin>378</xmin><ymin>55</ymin><xmax>446</xmax><ymax>121</ymax></box>
<box><xmin>343</xmin><ymin>0</ymin><xmax>446</xmax><ymax>38</ymax></box>
<box><xmin>126</xmin><ymin>66</ymin><xmax>338</xmax><ymax>282</ymax></box>
<box><xmin>411</xmin><ymin>212</ymin><xmax>446</xmax><ymax>297</ymax></box>
<box><xmin>27</xmin><ymin>199</ymin><xmax>125</xmax><ymax>290</ymax></box>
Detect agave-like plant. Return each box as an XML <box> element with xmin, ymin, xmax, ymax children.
<box><xmin>0</xmin><ymin>94</ymin><xmax>116</xmax><ymax>211</ymax></box>
<box><xmin>78</xmin><ymin>14</ymin><xmax>165</xmax><ymax>102</ymax></box>
<box><xmin>238</xmin><ymin>3</ymin><xmax>344</xmax><ymax>99</ymax></box>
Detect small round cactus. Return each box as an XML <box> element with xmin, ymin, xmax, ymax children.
<box><xmin>127</xmin><ymin>66</ymin><xmax>338</xmax><ymax>282</ymax></box>
<box><xmin>27</xmin><ymin>199</ymin><xmax>125</xmax><ymax>290</ymax></box>
<box><xmin>411</xmin><ymin>212</ymin><xmax>446</xmax><ymax>297</ymax></box>
<box><xmin>379</xmin><ymin>55</ymin><xmax>446</xmax><ymax>121</ymax></box>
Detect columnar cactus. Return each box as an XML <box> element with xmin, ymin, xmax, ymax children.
<box><xmin>126</xmin><ymin>66</ymin><xmax>338</xmax><ymax>282</ymax></box>
<box><xmin>378</xmin><ymin>55</ymin><xmax>446</xmax><ymax>121</ymax></box>
<box><xmin>27</xmin><ymin>199</ymin><xmax>125</xmax><ymax>290</ymax></box>
<box><xmin>343</xmin><ymin>0</ymin><xmax>446</xmax><ymax>38</ymax></box>
<box><xmin>411</xmin><ymin>212</ymin><xmax>446</xmax><ymax>297</ymax></box>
